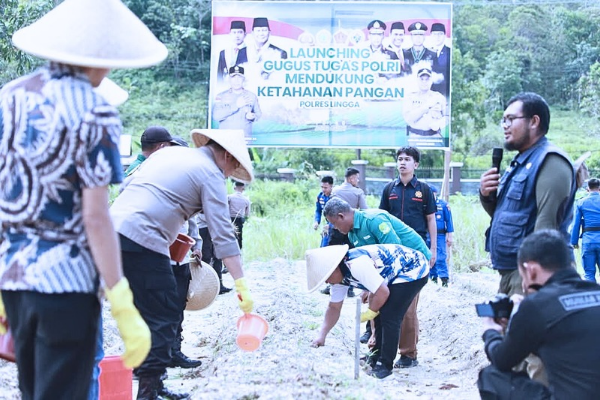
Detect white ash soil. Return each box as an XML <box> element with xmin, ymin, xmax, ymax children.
<box><xmin>0</xmin><ymin>259</ymin><xmax>499</xmax><ymax>399</ymax></box>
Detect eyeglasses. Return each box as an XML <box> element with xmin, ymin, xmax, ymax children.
<box><xmin>500</xmin><ymin>116</ymin><xmax>529</xmax><ymax>128</ymax></box>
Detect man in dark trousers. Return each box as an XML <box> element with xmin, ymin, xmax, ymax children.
<box><xmin>228</xmin><ymin>181</ymin><xmax>251</xmax><ymax>250</ymax></box>
<box><xmin>478</xmin><ymin>229</ymin><xmax>600</xmax><ymax>400</ymax></box>
<box><xmin>479</xmin><ymin>92</ymin><xmax>576</xmax><ymax>385</ymax></box>
<box><xmin>313</xmin><ymin>175</ymin><xmax>334</xmax><ymax>247</ymax></box>
<box><xmin>378</xmin><ymin>146</ymin><xmax>437</xmax><ymax>369</ymax></box>
<box><xmin>0</xmin><ymin>0</ymin><xmax>165</xmax><ymax>398</ymax></box>
<box><xmin>570</xmin><ymin>177</ymin><xmax>600</xmax><ymax>282</ymax></box>
<box><xmin>429</xmin><ymin>185</ymin><xmax>454</xmax><ymax>287</ymax></box>
<box><xmin>479</xmin><ymin>92</ymin><xmax>575</xmax><ymax>297</ymax></box>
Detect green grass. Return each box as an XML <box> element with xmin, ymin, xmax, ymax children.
<box><xmin>242</xmin><ymin>179</ymin><xmax>491</xmax><ymax>273</ymax></box>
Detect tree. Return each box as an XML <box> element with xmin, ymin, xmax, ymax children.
<box><xmin>0</xmin><ymin>0</ymin><xmax>52</xmax><ymax>85</ymax></box>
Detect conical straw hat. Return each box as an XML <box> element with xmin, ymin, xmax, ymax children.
<box><xmin>186</xmin><ymin>258</ymin><xmax>220</xmax><ymax>311</ymax></box>
<box><xmin>12</xmin><ymin>0</ymin><xmax>168</xmax><ymax>69</ymax></box>
<box><xmin>190</xmin><ymin>129</ymin><xmax>254</xmax><ymax>183</ymax></box>
<box><xmin>305</xmin><ymin>245</ymin><xmax>349</xmax><ymax>293</ymax></box>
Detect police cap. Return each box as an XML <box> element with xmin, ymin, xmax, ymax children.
<box><xmin>408</xmin><ymin>22</ymin><xmax>428</xmax><ymax>33</ymax></box>
<box><xmin>417</xmin><ymin>66</ymin><xmax>432</xmax><ymax>77</ymax></box>
<box><xmin>367</xmin><ymin>20</ymin><xmax>386</xmax><ymax>33</ymax></box>
<box><xmin>229</xmin><ymin>65</ymin><xmax>245</xmax><ymax>77</ymax></box>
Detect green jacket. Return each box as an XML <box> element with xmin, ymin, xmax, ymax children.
<box><xmin>349</xmin><ymin>209</ymin><xmax>432</xmax><ymax>260</ymax></box>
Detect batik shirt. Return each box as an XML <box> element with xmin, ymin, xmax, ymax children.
<box><xmin>330</xmin><ymin>244</ymin><xmax>429</xmax><ymax>302</ymax></box>
<box><xmin>0</xmin><ymin>63</ymin><xmax>123</xmax><ymax>294</ymax></box>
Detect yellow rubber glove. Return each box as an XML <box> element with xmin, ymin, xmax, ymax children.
<box><xmin>0</xmin><ymin>291</ymin><xmax>6</xmax><ymax>335</ymax></box>
<box><xmin>105</xmin><ymin>278</ymin><xmax>151</xmax><ymax>369</ymax></box>
<box><xmin>234</xmin><ymin>277</ymin><xmax>254</xmax><ymax>313</ymax></box>
<box><xmin>360</xmin><ymin>308</ymin><xmax>380</xmax><ymax>323</ymax></box>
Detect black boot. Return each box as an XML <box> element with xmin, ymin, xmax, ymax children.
<box><xmin>169</xmin><ymin>334</ymin><xmax>202</xmax><ymax>368</ymax></box>
<box><xmin>430</xmin><ymin>276</ymin><xmax>438</xmax><ymax>284</ymax></box>
<box><xmin>158</xmin><ymin>379</ymin><xmax>190</xmax><ymax>399</ymax></box>
<box><xmin>441</xmin><ymin>278</ymin><xmax>449</xmax><ymax>287</ymax></box>
<box><xmin>137</xmin><ymin>375</ymin><xmax>160</xmax><ymax>400</ymax></box>
<box><xmin>219</xmin><ymin>279</ymin><xmax>232</xmax><ymax>294</ymax></box>
<box><xmin>169</xmin><ymin>350</ymin><xmax>202</xmax><ymax>368</ymax></box>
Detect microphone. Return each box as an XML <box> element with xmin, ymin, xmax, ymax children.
<box><xmin>492</xmin><ymin>147</ymin><xmax>503</xmax><ymax>173</ymax></box>
<box><xmin>490</xmin><ymin>147</ymin><xmax>503</xmax><ymax>200</ymax></box>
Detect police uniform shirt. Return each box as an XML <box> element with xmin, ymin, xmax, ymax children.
<box><xmin>403</xmin><ymin>47</ymin><xmax>436</xmax><ymax>75</ymax></box>
<box><xmin>403</xmin><ymin>89</ymin><xmax>447</xmax><ymax>133</ymax></box>
<box><xmin>331</xmin><ymin>181</ymin><xmax>368</xmax><ymax>209</ymax></box>
<box><xmin>212</xmin><ymin>88</ymin><xmax>262</xmax><ymax>138</ymax></box>
<box><xmin>314</xmin><ymin>191</ymin><xmax>331</xmax><ymax>225</ymax></box>
<box><xmin>435</xmin><ymin>197</ymin><xmax>454</xmax><ymax>234</ymax></box>
<box><xmin>228</xmin><ymin>191</ymin><xmax>250</xmax><ymax>219</ymax></box>
<box><xmin>571</xmin><ymin>191</ymin><xmax>600</xmax><ymax>246</ymax></box>
<box><xmin>111</xmin><ymin>146</ymin><xmax>240</xmax><ymax>260</ymax></box>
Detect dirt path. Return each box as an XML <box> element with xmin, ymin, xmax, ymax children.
<box><xmin>0</xmin><ymin>259</ymin><xmax>499</xmax><ymax>399</ymax></box>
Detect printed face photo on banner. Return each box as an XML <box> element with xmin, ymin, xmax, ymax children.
<box><xmin>210</xmin><ymin>1</ymin><xmax>452</xmax><ymax>149</ymax></box>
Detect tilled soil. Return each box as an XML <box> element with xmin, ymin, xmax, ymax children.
<box><xmin>0</xmin><ymin>259</ymin><xmax>499</xmax><ymax>399</ymax></box>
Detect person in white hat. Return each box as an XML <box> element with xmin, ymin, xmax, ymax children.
<box><xmin>110</xmin><ymin>128</ymin><xmax>255</xmax><ymax>398</ymax></box>
<box><xmin>0</xmin><ymin>0</ymin><xmax>167</xmax><ymax>399</ymax></box>
<box><xmin>307</xmin><ymin>243</ymin><xmax>429</xmax><ymax>380</ymax></box>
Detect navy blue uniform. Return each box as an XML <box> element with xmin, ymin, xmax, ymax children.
<box><xmin>314</xmin><ymin>191</ymin><xmax>331</xmax><ymax>247</ymax></box>
<box><xmin>430</xmin><ymin>197</ymin><xmax>454</xmax><ymax>279</ymax></box>
<box><xmin>570</xmin><ymin>191</ymin><xmax>600</xmax><ymax>281</ymax></box>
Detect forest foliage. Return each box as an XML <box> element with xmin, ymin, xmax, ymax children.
<box><xmin>1</xmin><ymin>0</ymin><xmax>600</xmax><ymax>171</ymax></box>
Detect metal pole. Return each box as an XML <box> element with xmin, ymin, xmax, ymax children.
<box><xmin>354</xmin><ymin>297</ymin><xmax>361</xmax><ymax>380</ymax></box>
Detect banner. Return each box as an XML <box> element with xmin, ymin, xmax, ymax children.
<box><xmin>210</xmin><ymin>1</ymin><xmax>452</xmax><ymax>149</ymax></box>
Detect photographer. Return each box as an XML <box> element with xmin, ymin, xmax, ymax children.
<box><xmin>478</xmin><ymin>230</ymin><xmax>600</xmax><ymax>399</ymax></box>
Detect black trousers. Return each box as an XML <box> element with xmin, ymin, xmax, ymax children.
<box><xmin>120</xmin><ymin>235</ymin><xmax>179</xmax><ymax>378</ymax></box>
<box><xmin>478</xmin><ymin>365</ymin><xmax>551</xmax><ymax>400</ymax></box>
<box><xmin>372</xmin><ymin>277</ymin><xmax>428</xmax><ymax>370</ymax></box>
<box><xmin>2</xmin><ymin>290</ymin><xmax>99</xmax><ymax>400</ymax></box>
<box><xmin>199</xmin><ymin>227</ymin><xmax>223</xmax><ymax>281</ymax></box>
<box><xmin>171</xmin><ymin>262</ymin><xmax>191</xmax><ymax>350</ymax></box>
<box><xmin>231</xmin><ymin>217</ymin><xmax>245</xmax><ymax>249</ymax></box>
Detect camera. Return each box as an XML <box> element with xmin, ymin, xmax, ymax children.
<box><xmin>475</xmin><ymin>294</ymin><xmax>514</xmax><ymax>319</ymax></box>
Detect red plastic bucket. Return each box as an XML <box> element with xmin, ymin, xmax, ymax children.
<box><xmin>236</xmin><ymin>313</ymin><xmax>269</xmax><ymax>352</ymax></box>
<box><xmin>0</xmin><ymin>319</ymin><xmax>16</xmax><ymax>362</ymax></box>
<box><xmin>169</xmin><ymin>233</ymin><xmax>196</xmax><ymax>263</ymax></box>
<box><xmin>98</xmin><ymin>355</ymin><xmax>132</xmax><ymax>400</ymax></box>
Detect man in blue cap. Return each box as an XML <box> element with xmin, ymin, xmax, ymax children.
<box><xmin>429</xmin><ymin>185</ymin><xmax>454</xmax><ymax>287</ymax></box>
